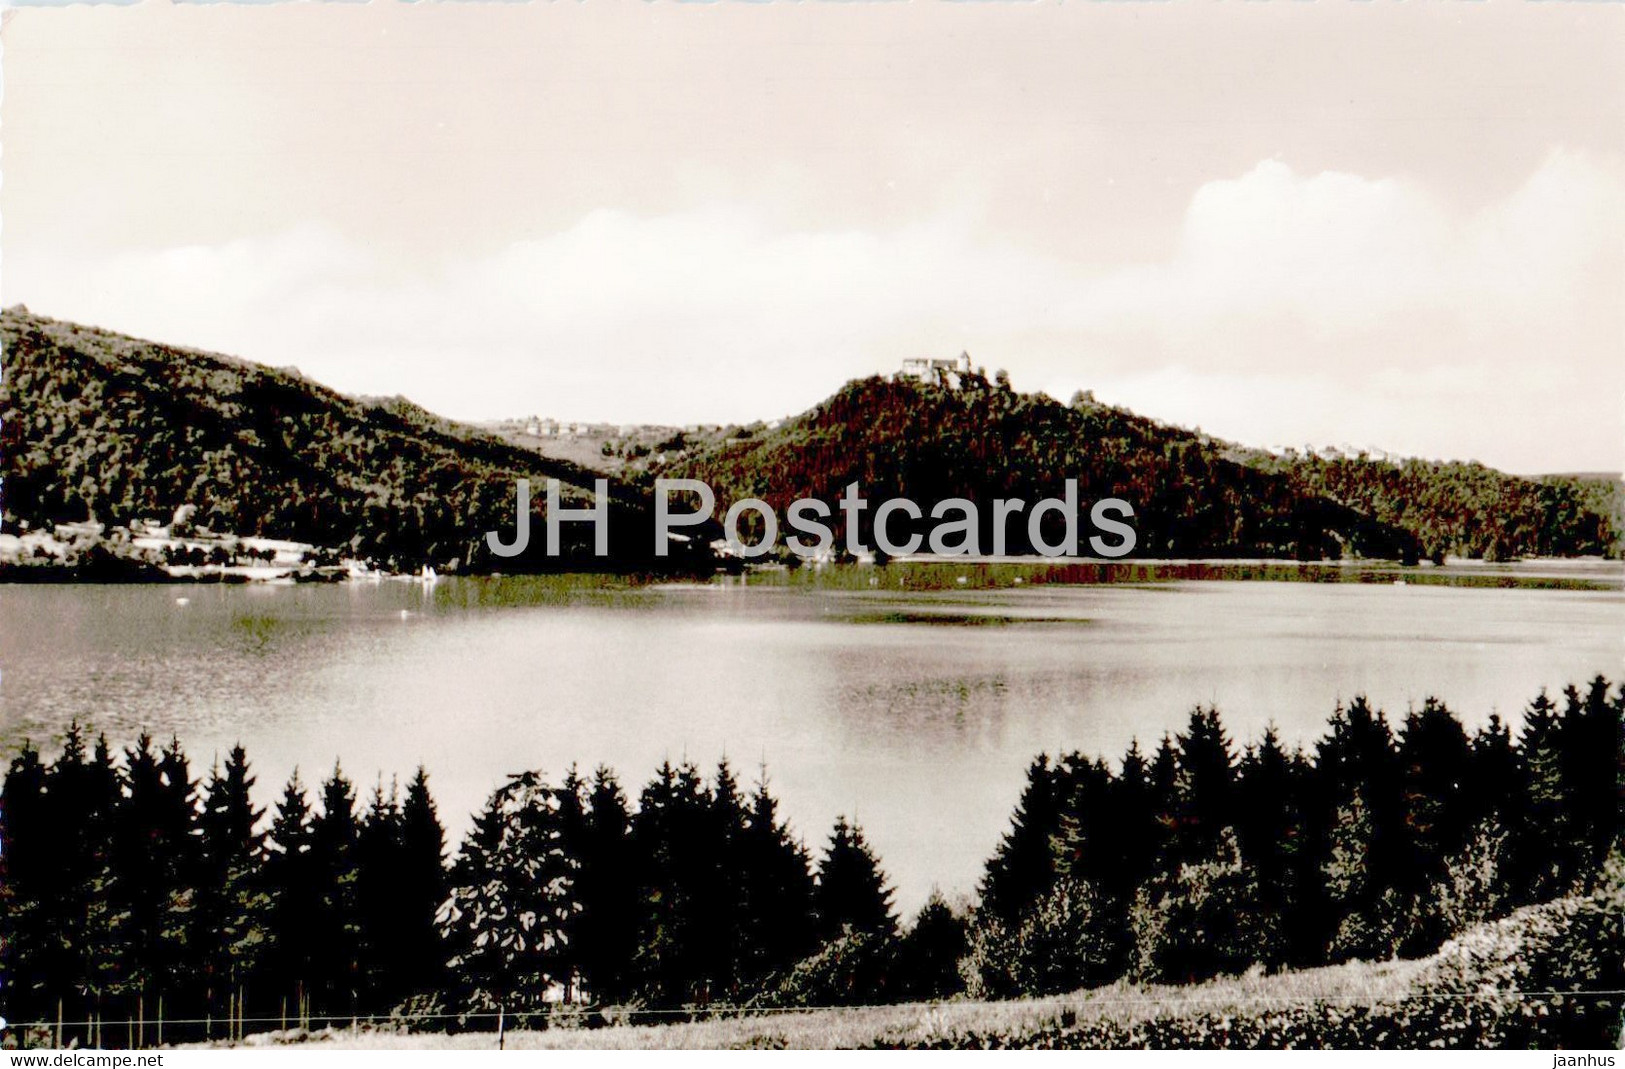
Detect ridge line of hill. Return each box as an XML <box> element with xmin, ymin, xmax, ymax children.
<box><xmin>3</xmin><ymin>308</ymin><xmax>1618</xmax><ymax>572</ymax></box>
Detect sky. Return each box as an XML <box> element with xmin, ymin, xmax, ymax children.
<box><xmin>2</xmin><ymin>0</ymin><xmax>1621</xmax><ymax>474</ymax></box>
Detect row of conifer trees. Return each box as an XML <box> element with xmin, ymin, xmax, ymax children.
<box><xmin>1</xmin><ymin>677</ymin><xmax>1619</xmax><ymax>1046</ymax></box>
<box><xmin>0</xmin><ymin>733</ymin><xmax>909</xmax><ymax>1046</ymax></box>
<box><xmin>968</xmin><ymin>677</ymin><xmax>1623</xmax><ymax>994</ymax></box>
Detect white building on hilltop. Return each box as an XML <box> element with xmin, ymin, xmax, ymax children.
<box><xmin>899</xmin><ymin>351</ymin><xmax>972</xmax><ymax>385</ymax></box>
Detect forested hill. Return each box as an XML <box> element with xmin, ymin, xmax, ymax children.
<box><xmin>4</xmin><ymin>310</ymin><xmax>1613</xmax><ymax>568</ymax></box>
<box><xmin>665</xmin><ymin>373</ymin><xmax>1620</xmax><ymax>561</ymax></box>
<box><xmin>1232</xmin><ymin>447</ymin><xmax>1622</xmax><ymax>562</ymax></box>
<box><xmin>666</xmin><ymin>375</ymin><xmax>1425</xmax><ymax>561</ymax></box>
<box><xmin>0</xmin><ymin>309</ymin><xmax>709</xmax><ymax>572</ymax></box>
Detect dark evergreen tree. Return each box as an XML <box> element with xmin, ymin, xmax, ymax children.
<box><xmin>86</xmin><ymin>734</ymin><xmax>123</xmax><ymax>836</ymax></box>
<box><xmin>815</xmin><ymin>817</ymin><xmax>896</xmax><ymax>941</ymax></box>
<box><xmin>80</xmin><ymin>730</ymin><xmax>133</xmax><ymax>1033</ymax></box>
<box><xmin>564</xmin><ymin>766</ymin><xmax>639</xmax><ymax>1004</ymax></box>
<box><xmin>1567</xmin><ymin>677</ymin><xmax>1624</xmax><ymax>870</ymax></box>
<box><xmin>1315</xmin><ymin>697</ymin><xmax>1404</xmax><ymax>894</ymax></box>
<box><xmin>197</xmin><ymin>745</ymin><xmax>267</xmax><ymax>1033</ymax></box>
<box><xmin>1172</xmin><ymin>706</ymin><xmax>1236</xmax><ymax>865</ymax></box>
<box><xmin>737</xmin><ymin>770</ymin><xmax>819</xmax><ymax>988</ymax></box>
<box><xmin>1235</xmin><ymin>728</ymin><xmax>1299</xmax><ymax>886</ymax></box>
<box><xmin>895</xmin><ymin>892</ymin><xmax>969</xmax><ymax>1001</ymax></box>
<box><xmin>1517</xmin><ymin>688</ymin><xmax>1569</xmax><ymax>898</ymax></box>
<box><xmin>112</xmin><ymin>735</ymin><xmax>181</xmax><ymax>1021</ymax></box>
<box><xmin>554</xmin><ymin>766</ymin><xmax>590</xmax><ymax>1001</ymax></box>
<box><xmin>628</xmin><ymin>761</ymin><xmax>714</xmax><ymax>1006</ymax></box>
<box><xmin>156</xmin><ymin>736</ymin><xmax>205</xmax><ymax>1005</ymax></box>
<box><xmin>978</xmin><ymin>755</ymin><xmax>1064</xmax><ymax>924</ymax></box>
<box><xmin>1147</xmin><ymin>733</ymin><xmax>1181</xmax><ymax>866</ymax></box>
<box><xmin>355</xmin><ymin>779</ymin><xmax>408</xmax><ymax>1011</ymax></box>
<box><xmin>1397</xmin><ymin>699</ymin><xmax>1474</xmax><ymax>892</ymax></box>
<box><xmin>1235</xmin><ymin>726</ymin><xmax>1305</xmax><ymax>965</ymax></box>
<box><xmin>0</xmin><ymin>743</ymin><xmax>52</xmax><ymax>1030</ymax></box>
<box><xmin>40</xmin><ymin>726</ymin><xmax>120</xmax><ymax>1026</ymax></box>
<box><xmin>308</xmin><ymin>764</ymin><xmax>363</xmax><ymax>1023</ymax></box>
<box><xmin>201</xmin><ymin>747</ymin><xmax>263</xmax><ymax>870</ymax></box>
<box><xmin>396</xmin><ymin>766</ymin><xmax>449</xmax><ymax>1003</ymax></box>
<box><xmin>1106</xmin><ymin>740</ymin><xmax>1163</xmax><ymax>899</ymax></box>
<box><xmin>700</xmin><ymin>759</ymin><xmax>752</xmax><ymax>1000</ymax></box>
<box><xmin>262</xmin><ymin>771</ymin><xmax>318</xmax><ymax>1029</ymax></box>
<box><xmin>1051</xmin><ymin>755</ymin><xmax>1117</xmax><ymax>894</ymax></box>
<box><xmin>1469</xmin><ymin>714</ymin><xmax>1522</xmax><ymax>830</ymax></box>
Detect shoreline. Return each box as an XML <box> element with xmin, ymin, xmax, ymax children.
<box><xmin>2</xmin><ymin>554</ymin><xmax>1620</xmax><ymax>589</ymax></box>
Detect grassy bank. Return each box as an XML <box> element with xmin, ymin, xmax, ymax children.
<box><xmin>216</xmin><ymin>959</ymin><xmax>1422</xmax><ymax>1050</ymax></box>
<box><xmin>214</xmin><ymin>872</ymin><xmax>1624</xmax><ymax>1050</ymax></box>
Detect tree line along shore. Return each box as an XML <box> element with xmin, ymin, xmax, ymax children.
<box><xmin>1</xmin><ymin>678</ymin><xmax>1620</xmax><ymax>1049</ymax></box>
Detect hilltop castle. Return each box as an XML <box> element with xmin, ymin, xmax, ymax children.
<box><xmin>899</xmin><ymin>351</ymin><xmax>973</xmax><ymax>384</ymax></box>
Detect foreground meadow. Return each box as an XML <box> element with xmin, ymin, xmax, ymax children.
<box><xmin>225</xmin><ymin>870</ymin><xmax>1624</xmax><ymax>1050</ymax></box>
<box><xmin>225</xmin><ymin>959</ymin><xmax>1425</xmax><ymax>1050</ymax></box>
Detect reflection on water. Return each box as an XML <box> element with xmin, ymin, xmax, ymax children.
<box><xmin>2</xmin><ymin>571</ymin><xmax>1620</xmax><ymax>911</ymax></box>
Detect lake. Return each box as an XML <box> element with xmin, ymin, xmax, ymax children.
<box><xmin>2</xmin><ymin>567</ymin><xmax>1620</xmax><ymax>913</ymax></box>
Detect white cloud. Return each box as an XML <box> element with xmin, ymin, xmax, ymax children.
<box><xmin>1074</xmin><ymin>151</ymin><xmax>1622</xmax><ymax>371</ymax></box>
<box><xmin>7</xmin><ymin>150</ymin><xmax>1621</xmax><ymax>472</ymax></box>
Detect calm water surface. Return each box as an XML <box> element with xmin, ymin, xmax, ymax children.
<box><xmin>2</xmin><ymin>574</ymin><xmax>1620</xmax><ymax>911</ymax></box>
